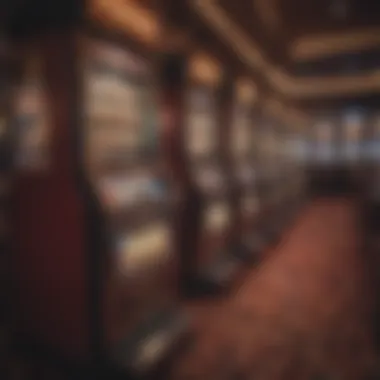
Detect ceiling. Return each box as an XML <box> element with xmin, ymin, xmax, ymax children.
<box><xmin>219</xmin><ymin>0</ymin><xmax>380</xmax><ymax>67</ymax></box>
<box><xmin>4</xmin><ymin>0</ymin><xmax>380</xmax><ymax>110</ymax></box>
<box><xmin>279</xmin><ymin>0</ymin><xmax>380</xmax><ymax>38</ymax></box>
<box><xmin>187</xmin><ymin>0</ymin><xmax>380</xmax><ymax>108</ymax></box>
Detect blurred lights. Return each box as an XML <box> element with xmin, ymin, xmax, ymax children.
<box><xmin>236</xmin><ymin>79</ymin><xmax>258</xmax><ymax>104</ymax></box>
<box><xmin>291</xmin><ymin>27</ymin><xmax>380</xmax><ymax>61</ymax></box>
<box><xmin>188</xmin><ymin>52</ymin><xmax>222</xmax><ymax>85</ymax></box>
<box><xmin>90</xmin><ymin>0</ymin><xmax>160</xmax><ymax>46</ymax></box>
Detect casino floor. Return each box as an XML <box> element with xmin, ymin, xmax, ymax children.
<box><xmin>166</xmin><ymin>198</ymin><xmax>378</xmax><ymax>380</ymax></box>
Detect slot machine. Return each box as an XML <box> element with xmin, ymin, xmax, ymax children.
<box><xmin>258</xmin><ymin>102</ymin><xmax>281</xmax><ymax>246</ymax></box>
<box><xmin>266</xmin><ymin>123</ymin><xmax>283</xmax><ymax>241</ymax></box>
<box><xmin>273</xmin><ymin>116</ymin><xmax>292</xmax><ymax>231</ymax></box>
<box><xmin>228</xmin><ymin>78</ymin><xmax>265</xmax><ymax>262</ymax></box>
<box><xmin>252</xmin><ymin>111</ymin><xmax>269</xmax><ymax>249</ymax></box>
<box><xmin>11</xmin><ymin>1</ymin><xmax>189</xmax><ymax>377</ymax></box>
<box><xmin>179</xmin><ymin>52</ymin><xmax>242</xmax><ymax>294</ymax></box>
<box><xmin>311</xmin><ymin>116</ymin><xmax>336</xmax><ymax>195</ymax></box>
<box><xmin>270</xmin><ymin>110</ymin><xmax>293</xmax><ymax>235</ymax></box>
<box><xmin>364</xmin><ymin>113</ymin><xmax>380</xmax><ymax>226</ymax></box>
<box><xmin>286</xmin><ymin>113</ymin><xmax>307</xmax><ymax>217</ymax></box>
<box><xmin>300</xmin><ymin>116</ymin><xmax>313</xmax><ymax>200</ymax></box>
<box><xmin>283</xmin><ymin>113</ymin><xmax>303</xmax><ymax>222</ymax></box>
<box><xmin>341</xmin><ymin>108</ymin><xmax>364</xmax><ymax>192</ymax></box>
<box><xmin>302</xmin><ymin>118</ymin><xmax>313</xmax><ymax>195</ymax></box>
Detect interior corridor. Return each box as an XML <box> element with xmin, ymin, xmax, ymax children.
<box><xmin>3</xmin><ymin>2</ymin><xmax>380</xmax><ymax>379</ymax></box>
<box><xmin>169</xmin><ymin>199</ymin><xmax>377</xmax><ymax>380</ymax></box>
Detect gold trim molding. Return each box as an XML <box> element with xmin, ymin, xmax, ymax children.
<box><xmin>235</xmin><ymin>79</ymin><xmax>258</xmax><ymax>104</ymax></box>
<box><xmin>291</xmin><ymin>27</ymin><xmax>380</xmax><ymax>62</ymax></box>
<box><xmin>188</xmin><ymin>52</ymin><xmax>222</xmax><ymax>85</ymax></box>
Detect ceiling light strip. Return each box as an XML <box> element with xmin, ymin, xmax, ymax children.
<box><xmin>292</xmin><ymin>27</ymin><xmax>380</xmax><ymax>61</ymax></box>
<box><xmin>90</xmin><ymin>0</ymin><xmax>160</xmax><ymax>45</ymax></box>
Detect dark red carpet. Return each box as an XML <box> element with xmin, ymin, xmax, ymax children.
<box><xmin>170</xmin><ymin>199</ymin><xmax>377</xmax><ymax>380</ymax></box>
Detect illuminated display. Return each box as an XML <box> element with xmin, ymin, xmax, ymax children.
<box><xmin>84</xmin><ymin>39</ymin><xmax>159</xmax><ymax>171</ymax></box>
<box><xmin>185</xmin><ymin>87</ymin><xmax>217</xmax><ymax>158</ymax></box>
<box><xmin>14</xmin><ymin>56</ymin><xmax>49</xmax><ymax>171</ymax></box>
<box><xmin>99</xmin><ymin>174</ymin><xmax>167</xmax><ymax>210</ymax></box>
<box><xmin>136</xmin><ymin>331</ymin><xmax>170</xmax><ymax>369</ymax></box>
<box><xmin>117</xmin><ymin>223</ymin><xmax>172</xmax><ymax>277</ymax></box>
<box><xmin>84</xmin><ymin>39</ymin><xmax>173</xmax><ymax>287</ymax></box>
<box><xmin>203</xmin><ymin>202</ymin><xmax>230</xmax><ymax>232</ymax></box>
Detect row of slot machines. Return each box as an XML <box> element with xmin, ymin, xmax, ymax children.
<box><xmin>6</xmin><ymin>30</ymin><xmax>307</xmax><ymax>378</ymax></box>
<box><xmin>306</xmin><ymin>111</ymin><xmax>380</xmax><ymax>165</ymax></box>
<box><xmin>303</xmin><ymin>110</ymin><xmax>380</xmax><ymax>196</ymax></box>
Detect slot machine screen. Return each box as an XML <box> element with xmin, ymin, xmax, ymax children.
<box><xmin>83</xmin><ymin>39</ymin><xmax>169</xmax><ymax>209</ymax></box>
<box><xmin>185</xmin><ymin>86</ymin><xmax>217</xmax><ymax>160</ymax></box>
<box><xmin>184</xmin><ymin>85</ymin><xmax>221</xmax><ymax>192</ymax></box>
<box><xmin>83</xmin><ymin>39</ymin><xmax>159</xmax><ymax>173</ymax></box>
<box><xmin>231</xmin><ymin>93</ymin><xmax>261</xmax><ymax>220</ymax></box>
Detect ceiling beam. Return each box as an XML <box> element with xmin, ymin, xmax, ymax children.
<box><xmin>191</xmin><ymin>0</ymin><xmax>380</xmax><ymax>99</ymax></box>
<box><xmin>90</xmin><ymin>0</ymin><xmax>160</xmax><ymax>46</ymax></box>
<box><xmin>291</xmin><ymin>27</ymin><xmax>380</xmax><ymax>62</ymax></box>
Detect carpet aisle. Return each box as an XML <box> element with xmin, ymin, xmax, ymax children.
<box><xmin>170</xmin><ymin>199</ymin><xmax>377</xmax><ymax>380</ymax></box>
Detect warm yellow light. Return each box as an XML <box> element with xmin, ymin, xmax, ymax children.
<box><xmin>188</xmin><ymin>52</ymin><xmax>222</xmax><ymax>85</ymax></box>
<box><xmin>89</xmin><ymin>0</ymin><xmax>161</xmax><ymax>46</ymax></box>
<box><xmin>236</xmin><ymin>78</ymin><xmax>258</xmax><ymax>104</ymax></box>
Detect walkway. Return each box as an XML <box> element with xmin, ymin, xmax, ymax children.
<box><xmin>170</xmin><ymin>199</ymin><xmax>377</xmax><ymax>380</ymax></box>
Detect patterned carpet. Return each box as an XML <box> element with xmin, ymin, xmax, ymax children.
<box><xmin>170</xmin><ymin>199</ymin><xmax>377</xmax><ymax>380</ymax></box>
